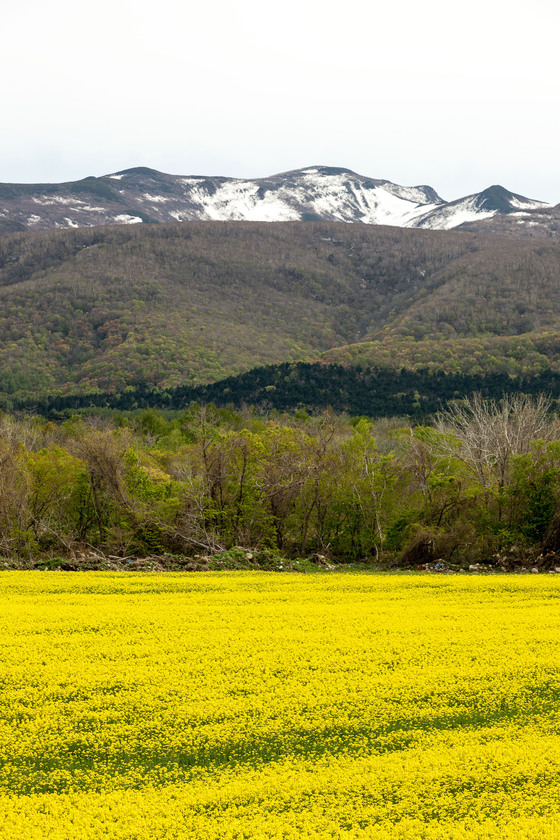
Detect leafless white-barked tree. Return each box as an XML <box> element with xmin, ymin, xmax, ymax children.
<box><xmin>435</xmin><ymin>392</ymin><xmax>554</xmax><ymax>492</ymax></box>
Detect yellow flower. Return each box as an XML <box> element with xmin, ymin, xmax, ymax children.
<box><xmin>0</xmin><ymin>572</ymin><xmax>559</xmax><ymax>838</ymax></box>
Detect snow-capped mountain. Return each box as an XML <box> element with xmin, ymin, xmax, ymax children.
<box><xmin>413</xmin><ymin>185</ymin><xmax>550</xmax><ymax>230</ymax></box>
<box><xmin>169</xmin><ymin>167</ymin><xmax>445</xmax><ymax>227</ymax></box>
<box><xmin>0</xmin><ymin>166</ymin><xmax>552</xmax><ymax>234</ymax></box>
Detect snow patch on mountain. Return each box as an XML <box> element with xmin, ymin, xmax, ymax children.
<box><xmin>176</xmin><ymin>179</ymin><xmax>301</xmax><ymax>222</ymax></box>
<box><xmin>142</xmin><ymin>193</ymin><xmax>170</xmax><ymax>203</ymax></box>
<box><xmin>509</xmin><ymin>196</ymin><xmax>549</xmax><ymax>211</ymax></box>
<box><xmin>114</xmin><ymin>214</ymin><xmax>143</xmax><ymax>224</ymax></box>
<box><xmin>415</xmin><ymin>200</ymin><xmax>497</xmax><ymax>230</ymax></box>
<box><xmin>33</xmin><ymin>196</ymin><xmax>79</xmax><ymax>206</ymax></box>
<box><xmin>277</xmin><ymin>168</ymin><xmax>443</xmax><ymax>225</ymax></box>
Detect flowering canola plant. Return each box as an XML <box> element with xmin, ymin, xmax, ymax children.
<box><xmin>1</xmin><ymin>571</ymin><xmax>560</xmax><ymax>839</ymax></box>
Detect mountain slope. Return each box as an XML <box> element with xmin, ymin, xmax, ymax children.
<box><xmin>0</xmin><ymin>166</ymin><xmax>552</xmax><ymax>234</ymax></box>
<box><xmin>414</xmin><ymin>185</ymin><xmax>550</xmax><ymax>230</ymax></box>
<box><xmin>3</xmin><ymin>220</ymin><xmax>560</xmax><ymax>400</ymax></box>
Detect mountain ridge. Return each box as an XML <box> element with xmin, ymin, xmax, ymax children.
<box><xmin>0</xmin><ymin>166</ymin><xmax>553</xmax><ymax>235</ymax></box>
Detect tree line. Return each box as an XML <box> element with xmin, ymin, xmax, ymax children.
<box><xmin>2</xmin><ymin>394</ymin><xmax>560</xmax><ymax>569</ymax></box>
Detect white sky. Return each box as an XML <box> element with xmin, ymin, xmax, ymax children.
<box><xmin>2</xmin><ymin>0</ymin><xmax>559</xmax><ymax>202</ymax></box>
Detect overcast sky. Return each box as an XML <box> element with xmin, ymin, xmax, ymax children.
<box><xmin>2</xmin><ymin>0</ymin><xmax>559</xmax><ymax>202</ymax></box>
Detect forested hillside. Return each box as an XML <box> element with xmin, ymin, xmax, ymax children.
<box><xmin>321</xmin><ymin>332</ymin><xmax>560</xmax><ymax>377</ymax></box>
<box><xmin>2</xmin><ymin>220</ymin><xmax>560</xmax><ymax>401</ymax></box>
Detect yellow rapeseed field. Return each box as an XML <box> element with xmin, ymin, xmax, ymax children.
<box><xmin>1</xmin><ymin>571</ymin><xmax>560</xmax><ymax>839</ymax></box>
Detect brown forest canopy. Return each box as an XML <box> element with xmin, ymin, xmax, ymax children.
<box><xmin>1</xmin><ymin>220</ymin><xmax>560</xmax><ymax>398</ymax></box>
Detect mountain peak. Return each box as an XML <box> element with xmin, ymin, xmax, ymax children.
<box><xmin>301</xmin><ymin>165</ymin><xmax>360</xmax><ymax>177</ymax></box>
<box><xmin>476</xmin><ymin>185</ymin><xmax>519</xmax><ymax>212</ymax></box>
<box><xmin>474</xmin><ymin>184</ymin><xmax>550</xmax><ymax>214</ymax></box>
<box><xmin>110</xmin><ymin>166</ymin><xmax>165</xmax><ymax>178</ymax></box>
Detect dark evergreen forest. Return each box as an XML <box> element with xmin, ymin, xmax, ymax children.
<box><xmin>15</xmin><ymin>363</ymin><xmax>560</xmax><ymax>421</ymax></box>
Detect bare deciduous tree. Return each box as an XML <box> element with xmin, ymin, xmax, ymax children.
<box><xmin>435</xmin><ymin>393</ymin><xmax>553</xmax><ymax>492</ymax></box>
